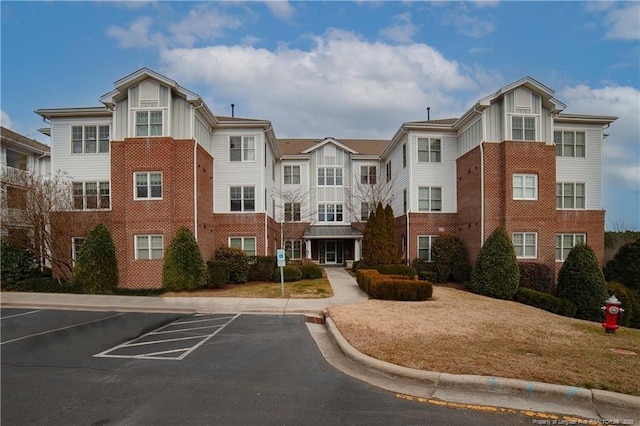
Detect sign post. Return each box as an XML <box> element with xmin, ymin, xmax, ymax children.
<box><xmin>277</xmin><ymin>249</ymin><xmax>286</xmax><ymax>297</ymax></box>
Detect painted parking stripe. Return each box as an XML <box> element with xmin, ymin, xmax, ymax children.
<box><xmin>94</xmin><ymin>313</ymin><xmax>240</xmax><ymax>361</ymax></box>
<box><xmin>1</xmin><ymin>310</ymin><xmax>42</xmax><ymax>320</ymax></box>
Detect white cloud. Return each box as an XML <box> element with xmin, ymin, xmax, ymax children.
<box><xmin>264</xmin><ymin>1</ymin><xmax>294</xmax><ymax>20</ymax></box>
<box><xmin>169</xmin><ymin>5</ymin><xmax>243</xmax><ymax>47</ymax></box>
<box><xmin>380</xmin><ymin>12</ymin><xmax>419</xmax><ymax>44</ymax></box>
<box><xmin>0</xmin><ymin>110</ymin><xmax>13</xmax><ymax>129</ymax></box>
<box><xmin>440</xmin><ymin>4</ymin><xmax>495</xmax><ymax>38</ymax></box>
<box><xmin>107</xmin><ymin>16</ymin><xmax>165</xmax><ymax>48</ymax></box>
<box><xmin>604</xmin><ymin>3</ymin><xmax>640</xmax><ymax>40</ymax></box>
<box><xmin>560</xmin><ymin>84</ymin><xmax>640</xmax><ymax>191</ymax></box>
<box><xmin>160</xmin><ymin>29</ymin><xmax>476</xmax><ymax>138</ymax></box>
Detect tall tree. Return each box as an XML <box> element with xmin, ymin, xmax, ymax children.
<box><xmin>384</xmin><ymin>203</ymin><xmax>399</xmax><ymax>264</ymax></box>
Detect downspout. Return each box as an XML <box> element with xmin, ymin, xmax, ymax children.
<box><xmin>474</xmin><ymin>106</ymin><xmax>486</xmax><ymax>246</ymax></box>
<box><xmin>264</xmin><ymin>125</ymin><xmax>274</xmax><ymax>253</ymax></box>
<box><xmin>192</xmin><ymin>103</ymin><xmax>205</xmax><ymax>241</ymax></box>
<box><xmin>406</xmin><ymin>207</ymin><xmax>410</xmax><ymax>263</ymax></box>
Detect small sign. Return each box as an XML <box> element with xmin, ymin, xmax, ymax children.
<box><xmin>277</xmin><ymin>249</ymin><xmax>286</xmax><ymax>267</ymax></box>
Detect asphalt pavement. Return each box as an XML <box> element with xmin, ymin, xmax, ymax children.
<box><xmin>1</xmin><ymin>267</ymin><xmax>639</xmax><ymax>424</ymax></box>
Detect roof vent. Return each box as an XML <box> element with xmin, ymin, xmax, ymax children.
<box><xmin>427</xmin><ymin>106</ymin><xmax>431</xmax><ymax>121</ymax></box>
<box><xmin>231</xmin><ymin>103</ymin><xmax>235</xmax><ymax>118</ymax></box>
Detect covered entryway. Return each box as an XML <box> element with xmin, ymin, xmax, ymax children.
<box><xmin>303</xmin><ymin>226</ymin><xmax>362</xmax><ymax>265</ymax></box>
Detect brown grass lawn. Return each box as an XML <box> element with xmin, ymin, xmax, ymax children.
<box><xmin>328</xmin><ymin>285</ymin><xmax>640</xmax><ymax>396</ymax></box>
<box><xmin>162</xmin><ymin>277</ymin><xmax>333</xmax><ymax>299</ymax></box>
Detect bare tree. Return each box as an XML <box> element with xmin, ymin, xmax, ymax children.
<box><xmin>276</xmin><ymin>187</ymin><xmax>317</xmax><ymax>257</ymax></box>
<box><xmin>344</xmin><ymin>164</ymin><xmax>398</xmax><ymax>224</ymax></box>
<box><xmin>605</xmin><ymin>220</ymin><xmax>638</xmax><ymax>263</ymax></box>
<box><xmin>1</xmin><ymin>168</ymin><xmax>73</xmax><ymax>273</ymax></box>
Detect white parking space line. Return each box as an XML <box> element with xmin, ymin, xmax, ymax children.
<box><xmin>94</xmin><ymin>313</ymin><xmax>240</xmax><ymax>361</ymax></box>
<box><xmin>1</xmin><ymin>313</ymin><xmax>125</xmax><ymax>345</ymax></box>
<box><xmin>1</xmin><ymin>310</ymin><xmax>42</xmax><ymax>320</ymax></box>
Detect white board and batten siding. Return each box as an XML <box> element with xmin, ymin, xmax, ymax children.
<box><xmin>309</xmin><ymin>143</ymin><xmax>350</xmax><ymax>223</ymax></box>
<box><xmin>211</xmin><ymin>129</ymin><xmax>265</xmax><ymax>214</ymax></box>
<box><xmin>384</xmin><ymin>134</ymin><xmax>409</xmax><ymax>217</ymax></box>
<box><xmin>50</xmin><ymin>117</ymin><xmax>112</xmax><ymax>182</ymax></box>
<box><xmin>555</xmin><ymin>124</ymin><xmax>604</xmax><ymax>210</ymax></box>
<box><xmin>409</xmin><ymin>131</ymin><xmax>458</xmax><ymax>214</ymax></box>
<box><xmin>279</xmin><ymin>159</ymin><xmax>310</xmax><ymax>221</ymax></box>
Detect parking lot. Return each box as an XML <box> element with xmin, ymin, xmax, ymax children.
<box><xmin>1</xmin><ymin>308</ymin><xmax>536</xmax><ymax>425</ymax></box>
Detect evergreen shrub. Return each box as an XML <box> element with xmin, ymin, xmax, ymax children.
<box><xmin>467</xmin><ymin>227</ymin><xmax>519</xmax><ymax>300</ymax></box>
<box><xmin>368</xmin><ymin>277</ymin><xmax>432</xmax><ymax>301</ymax></box>
<box><xmin>604</xmin><ymin>239</ymin><xmax>640</xmax><ymax>293</ymax></box>
<box><xmin>162</xmin><ymin>227</ymin><xmax>206</xmax><ymax>291</ymax></box>
<box><xmin>207</xmin><ymin>260</ymin><xmax>230</xmax><ymax>288</ymax></box>
<box><xmin>273</xmin><ymin>265</ymin><xmax>303</xmax><ymax>282</ymax></box>
<box><xmin>432</xmin><ymin>234</ymin><xmax>469</xmax><ymax>283</ymax></box>
<box><xmin>556</xmin><ymin>244</ymin><xmax>608</xmax><ymax>322</ymax></box>
<box><xmin>214</xmin><ymin>246</ymin><xmax>249</xmax><ymax>283</ymax></box>
<box><xmin>514</xmin><ymin>288</ymin><xmax>577</xmax><ymax>318</ymax></box>
<box><xmin>374</xmin><ymin>264</ymin><xmax>416</xmax><ymax>279</ymax></box>
<box><xmin>518</xmin><ymin>262</ymin><xmax>555</xmax><ymax>294</ymax></box>
<box><xmin>7</xmin><ymin>277</ymin><xmax>82</xmax><ymax>293</ymax></box>
<box><xmin>248</xmin><ymin>256</ymin><xmax>277</xmax><ymax>282</ymax></box>
<box><xmin>451</xmin><ymin>260</ymin><xmax>472</xmax><ymax>284</ymax></box>
<box><xmin>0</xmin><ymin>239</ymin><xmax>37</xmax><ymax>289</ymax></box>
<box><xmin>419</xmin><ymin>270</ymin><xmax>439</xmax><ymax>282</ymax></box>
<box><xmin>411</xmin><ymin>258</ymin><xmax>435</xmax><ymax>278</ymax></box>
<box><xmin>72</xmin><ymin>223</ymin><xmax>118</xmax><ymax>294</ymax></box>
<box><xmin>606</xmin><ymin>281</ymin><xmax>640</xmax><ymax>329</ymax></box>
<box><xmin>300</xmin><ymin>263</ymin><xmax>323</xmax><ymax>279</ymax></box>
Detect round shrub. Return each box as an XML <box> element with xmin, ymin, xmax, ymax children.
<box><xmin>207</xmin><ymin>260</ymin><xmax>231</xmax><ymax>288</ymax></box>
<box><xmin>432</xmin><ymin>234</ymin><xmax>468</xmax><ymax>283</ymax></box>
<box><xmin>606</xmin><ymin>281</ymin><xmax>640</xmax><ymax>329</ymax></box>
<box><xmin>557</xmin><ymin>298</ymin><xmax>578</xmax><ymax>318</ymax></box>
<box><xmin>604</xmin><ymin>239</ymin><xmax>640</xmax><ymax>293</ymax></box>
<box><xmin>352</xmin><ymin>260</ymin><xmax>370</xmax><ymax>273</ymax></box>
<box><xmin>451</xmin><ymin>260</ymin><xmax>472</xmax><ymax>284</ymax></box>
<box><xmin>72</xmin><ymin>223</ymin><xmax>118</xmax><ymax>294</ymax></box>
<box><xmin>467</xmin><ymin>227</ymin><xmax>519</xmax><ymax>300</ymax></box>
<box><xmin>518</xmin><ymin>262</ymin><xmax>554</xmax><ymax>294</ymax></box>
<box><xmin>248</xmin><ymin>256</ymin><xmax>277</xmax><ymax>282</ymax></box>
<box><xmin>162</xmin><ymin>227</ymin><xmax>206</xmax><ymax>291</ymax></box>
<box><xmin>300</xmin><ymin>263</ymin><xmax>323</xmax><ymax>279</ymax></box>
<box><xmin>214</xmin><ymin>246</ymin><xmax>249</xmax><ymax>284</ymax></box>
<box><xmin>556</xmin><ymin>244</ymin><xmax>608</xmax><ymax>322</ymax></box>
<box><xmin>273</xmin><ymin>265</ymin><xmax>303</xmax><ymax>282</ymax></box>
<box><xmin>0</xmin><ymin>239</ymin><xmax>37</xmax><ymax>289</ymax></box>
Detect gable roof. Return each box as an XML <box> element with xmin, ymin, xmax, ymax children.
<box><xmin>277</xmin><ymin>138</ymin><xmax>388</xmax><ymax>156</ymax></box>
<box><xmin>1</xmin><ymin>126</ymin><xmax>50</xmax><ymax>154</ymax></box>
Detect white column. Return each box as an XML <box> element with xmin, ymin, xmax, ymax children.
<box><xmin>305</xmin><ymin>239</ymin><xmax>312</xmax><ymax>259</ymax></box>
<box><xmin>354</xmin><ymin>239</ymin><xmax>361</xmax><ymax>261</ymax></box>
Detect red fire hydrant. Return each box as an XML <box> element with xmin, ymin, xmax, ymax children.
<box><xmin>602</xmin><ymin>295</ymin><xmax>624</xmax><ymax>333</ymax></box>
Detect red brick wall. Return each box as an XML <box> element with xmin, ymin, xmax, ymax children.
<box><xmin>212</xmin><ymin>213</ymin><xmax>267</xmax><ymax>255</ymax></box>
<box><xmin>196</xmin><ymin>145</ymin><xmax>215</xmax><ymax>263</ymax></box>
<box><xmin>555</xmin><ymin>209</ymin><xmax>606</xmax><ymax>276</ymax></box>
<box><xmin>401</xmin><ymin>213</ymin><xmax>458</xmax><ymax>262</ymax></box>
<box><xmin>456</xmin><ymin>146</ymin><xmax>483</xmax><ymax>264</ymax></box>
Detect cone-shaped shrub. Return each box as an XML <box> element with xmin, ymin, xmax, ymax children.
<box><xmin>467</xmin><ymin>227</ymin><xmax>519</xmax><ymax>300</ymax></box>
<box><xmin>162</xmin><ymin>227</ymin><xmax>206</xmax><ymax>291</ymax></box>
<box><xmin>384</xmin><ymin>204</ymin><xmax>399</xmax><ymax>264</ymax></box>
<box><xmin>363</xmin><ymin>203</ymin><xmax>387</xmax><ymax>266</ymax></box>
<box><xmin>432</xmin><ymin>234</ymin><xmax>468</xmax><ymax>283</ymax></box>
<box><xmin>604</xmin><ymin>239</ymin><xmax>640</xmax><ymax>293</ymax></box>
<box><xmin>73</xmin><ymin>223</ymin><xmax>118</xmax><ymax>294</ymax></box>
<box><xmin>557</xmin><ymin>244</ymin><xmax>608</xmax><ymax>321</ymax></box>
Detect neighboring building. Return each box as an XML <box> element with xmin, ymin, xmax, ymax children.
<box><xmin>35</xmin><ymin>69</ymin><xmax>616</xmax><ymax>288</ymax></box>
<box><xmin>0</xmin><ymin>126</ymin><xmax>51</xmax><ymax>243</ymax></box>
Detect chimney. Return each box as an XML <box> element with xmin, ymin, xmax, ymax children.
<box><xmin>231</xmin><ymin>103</ymin><xmax>235</xmax><ymax>118</ymax></box>
<box><xmin>427</xmin><ymin>106</ymin><xmax>431</xmax><ymax>121</ymax></box>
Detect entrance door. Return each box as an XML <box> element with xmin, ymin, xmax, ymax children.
<box><xmin>319</xmin><ymin>240</ymin><xmax>343</xmax><ymax>264</ymax></box>
<box><xmin>325</xmin><ymin>241</ymin><xmax>337</xmax><ymax>263</ymax></box>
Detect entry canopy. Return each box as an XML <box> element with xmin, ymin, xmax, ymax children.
<box><xmin>303</xmin><ymin>226</ymin><xmax>363</xmax><ymax>239</ymax></box>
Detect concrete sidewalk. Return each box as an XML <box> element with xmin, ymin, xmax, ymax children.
<box><xmin>2</xmin><ymin>267</ymin><xmax>639</xmax><ymax>422</ymax></box>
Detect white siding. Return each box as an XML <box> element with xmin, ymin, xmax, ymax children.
<box><xmin>50</xmin><ymin>118</ymin><xmax>112</xmax><ymax>182</ymax></box>
<box><xmin>171</xmin><ymin>96</ymin><xmax>191</xmax><ymax>140</ymax></box>
<box><xmin>279</xmin><ymin>160</ymin><xmax>310</xmax><ymax>222</ymax></box>
<box><xmin>485</xmin><ymin>101</ymin><xmax>503</xmax><ymax>142</ymax></box>
<box><xmin>555</xmin><ymin>124</ymin><xmax>604</xmax><ymax>209</ymax></box>
<box><xmin>114</xmin><ymin>99</ymin><xmax>128</xmax><ymax>141</ymax></box>
<box><xmin>458</xmin><ymin>117</ymin><xmax>483</xmax><ymax>157</ymax></box>
<box><xmin>386</xmin><ymin>136</ymin><xmax>409</xmax><ymax>217</ymax></box>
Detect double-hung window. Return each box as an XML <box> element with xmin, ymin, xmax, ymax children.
<box><xmin>360</xmin><ymin>166</ymin><xmax>377</xmax><ymax>185</ymax></box>
<box><xmin>285</xmin><ymin>240</ymin><xmax>302</xmax><ymax>259</ymax></box>
<box><xmin>418</xmin><ymin>187</ymin><xmax>442</xmax><ymax>212</ymax></box>
<box><xmin>135</xmin><ymin>111</ymin><xmax>163</xmax><ymax>137</ymax></box>
<box><xmin>136</xmin><ymin>235</ymin><xmax>164</xmax><ymax>260</ymax></box>
<box><xmin>318</xmin><ymin>204</ymin><xmax>343</xmax><ymax>222</ymax></box>
<box><xmin>230</xmin><ymin>186</ymin><xmax>255</xmax><ymax>212</ymax></box>
<box><xmin>417</xmin><ymin>138</ymin><xmax>441</xmax><ymax>162</ymax></box>
<box><xmin>73</xmin><ymin>181</ymin><xmax>110</xmax><ymax>210</ymax></box>
<box><xmin>513</xmin><ymin>174</ymin><xmax>538</xmax><ymax>200</ymax></box>
<box><xmin>556</xmin><ymin>183</ymin><xmax>586</xmax><ymax>209</ymax></box>
<box><xmin>554</xmin><ymin>131</ymin><xmax>586</xmax><ymax>158</ymax></box>
<box><xmin>135</xmin><ymin>172</ymin><xmax>162</xmax><ymax>200</ymax></box>
<box><xmin>71</xmin><ymin>125</ymin><xmax>110</xmax><ymax>154</ymax></box>
<box><xmin>386</xmin><ymin>161</ymin><xmax>391</xmax><ymax>182</ymax></box>
<box><xmin>317</xmin><ymin>167</ymin><xmax>342</xmax><ymax>186</ymax></box>
<box><xmin>556</xmin><ymin>234</ymin><xmax>585</xmax><ymax>261</ymax></box>
<box><xmin>229</xmin><ymin>237</ymin><xmax>256</xmax><ymax>257</ymax></box>
<box><xmin>511</xmin><ymin>116</ymin><xmax>536</xmax><ymax>141</ymax></box>
<box><xmin>512</xmin><ymin>232</ymin><xmax>537</xmax><ymax>259</ymax></box>
<box><xmin>418</xmin><ymin>235</ymin><xmax>436</xmax><ymax>261</ymax></box>
<box><xmin>360</xmin><ymin>203</ymin><xmax>374</xmax><ymax>221</ymax></box>
<box><xmin>284</xmin><ymin>203</ymin><xmax>301</xmax><ymax>221</ymax></box>
<box><xmin>229</xmin><ymin>136</ymin><xmax>255</xmax><ymax>162</ymax></box>
<box><xmin>284</xmin><ymin>166</ymin><xmax>301</xmax><ymax>184</ymax></box>
<box><xmin>72</xmin><ymin>237</ymin><xmax>86</xmax><ymax>265</ymax></box>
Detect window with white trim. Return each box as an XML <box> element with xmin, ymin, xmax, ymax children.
<box><xmin>360</xmin><ymin>202</ymin><xmax>374</xmax><ymax>221</ymax></box>
<box><xmin>284</xmin><ymin>203</ymin><xmax>301</xmax><ymax>221</ymax></box>
<box><xmin>554</xmin><ymin>131</ymin><xmax>586</xmax><ymax>158</ymax></box>
<box><xmin>511</xmin><ymin>116</ymin><xmax>536</xmax><ymax>141</ymax></box>
<box><xmin>72</xmin><ymin>237</ymin><xmax>85</xmax><ymax>265</ymax></box>
<box><xmin>72</xmin><ymin>125</ymin><xmax>110</xmax><ymax>154</ymax></box>
<box><xmin>230</xmin><ymin>186</ymin><xmax>255</xmax><ymax>212</ymax></box>
<box><xmin>229</xmin><ymin>237</ymin><xmax>256</xmax><ymax>257</ymax></box>
<box><xmin>134</xmin><ymin>172</ymin><xmax>162</xmax><ymax>200</ymax></box>
<box><xmin>360</xmin><ymin>166</ymin><xmax>377</xmax><ymax>185</ymax></box>
<box><xmin>418</xmin><ymin>138</ymin><xmax>441</xmax><ymax>162</ymax></box>
<box><xmin>73</xmin><ymin>181</ymin><xmax>110</xmax><ymax>210</ymax></box>
<box><xmin>285</xmin><ymin>240</ymin><xmax>302</xmax><ymax>259</ymax></box>
<box><xmin>512</xmin><ymin>232</ymin><xmax>537</xmax><ymax>259</ymax></box>
<box><xmin>318</xmin><ymin>204</ymin><xmax>343</xmax><ymax>222</ymax></box>
<box><xmin>135</xmin><ymin>235</ymin><xmax>163</xmax><ymax>260</ymax></box>
<box><xmin>513</xmin><ymin>174</ymin><xmax>538</xmax><ymax>200</ymax></box>
<box><xmin>403</xmin><ymin>189</ymin><xmax>407</xmax><ymax>212</ymax></box>
<box><xmin>317</xmin><ymin>167</ymin><xmax>343</xmax><ymax>186</ymax></box>
<box><xmin>418</xmin><ymin>187</ymin><xmax>442</xmax><ymax>212</ymax></box>
<box><xmin>556</xmin><ymin>183</ymin><xmax>586</xmax><ymax>209</ymax></box>
<box><xmin>418</xmin><ymin>235</ymin><xmax>436</xmax><ymax>261</ymax></box>
<box><xmin>284</xmin><ymin>166</ymin><xmax>300</xmax><ymax>184</ymax></box>
<box><xmin>229</xmin><ymin>136</ymin><xmax>255</xmax><ymax>162</ymax></box>
<box><xmin>556</xmin><ymin>234</ymin><xmax>586</xmax><ymax>261</ymax></box>
<box><xmin>135</xmin><ymin>111</ymin><xmax>163</xmax><ymax>137</ymax></box>
<box><xmin>386</xmin><ymin>161</ymin><xmax>391</xmax><ymax>182</ymax></box>
<box><xmin>402</xmin><ymin>144</ymin><xmax>407</xmax><ymax>168</ymax></box>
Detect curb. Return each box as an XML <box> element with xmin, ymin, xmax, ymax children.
<box><xmin>324</xmin><ymin>316</ymin><xmax>640</xmax><ymax>412</ymax></box>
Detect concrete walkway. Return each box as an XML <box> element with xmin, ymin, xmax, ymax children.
<box><xmin>2</xmin><ymin>267</ymin><xmax>639</xmax><ymax>422</ymax></box>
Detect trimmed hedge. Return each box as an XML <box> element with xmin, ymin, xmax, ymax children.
<box><xmin>4</xmin><ymin>277</ymin><xmax>83</xmax><ymax>294</ymax></box>
<box><xmin>273</xmin><ymin>265</ymin><xmax>303</xmax><ymax>282</ymax></box>
<box><xmin>518</xmin><ymin>262</ymin><xmax>555</xmax><ymax>294</ymax></box>
<box><xmin>207</xmin><ymin>260</ymin><xmax>231</xmax><ymax>288</ymax></box>
<box><xmin>374</xmin><ymin>264</ymin><xmax>416</xmax><ymax>279</ymax></box>
<box><xmin>514</xmin><ymin>287</ymin><xmax>577</xmax><ymax>318</ymax></box>
<box><xmin>357</xmin><ymin>269</ymin><xmax>432</xmax><ymax>301</ymax></box>
<box><xmin>214</xmin><ymin>246</ymin><xmax>249</xmax><ymax>284</ymax></box>
<box><xmin>300</xmin><ymin>263</ymin><xmax>323</xmax><ymax>279</ymax></box>
<box><xmin>248</xmin><ymin>256</ymin><xmax>277</xmax><ymax>282</ymax></box>
<box><xmin>607</xmin><ymin>281</ymin><xmax>640</xmax><ymax>329</ymax></box>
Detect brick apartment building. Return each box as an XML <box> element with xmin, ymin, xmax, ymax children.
<box><xmin>35</xmin><ymin>68</ymin><xmax>616</xmax><ymax>288</ymax></box>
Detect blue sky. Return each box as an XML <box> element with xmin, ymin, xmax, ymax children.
<box><xmin>1</xmin><ymin>1</ymin><xmax>638</xmax><ymax>230</ymax></box>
